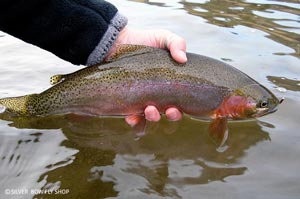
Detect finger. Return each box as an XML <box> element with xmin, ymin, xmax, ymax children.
<box><xmin>167</xmin><ymin>35</ymin><xmax>187</xmax><ymax>64</ymax></box>
<box><xmin>125</xmin><ymin>115</ymin><xmax>143</xmax><ymax>126</ymax></box>
<box><xmin>155</xmin><ymin>30</ymin><xmax>187</xmax><ymax>64</ymax></box>
<box><xmin>144</xmin><ymin>105</ymin><xmax>161</xmax><ymax>122</ymax></box>
<box><xmin>165</xmin><ymin>107</ymin><xmax>183</xmax><ymax>121</ymax></box>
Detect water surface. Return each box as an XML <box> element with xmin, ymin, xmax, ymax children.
<box><xmin>0</xmin><ymin>0</ymin><xmax>299</xmax><ymax>198</ymax></box>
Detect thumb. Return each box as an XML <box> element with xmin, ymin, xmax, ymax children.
<box><xmin>166</xmin><ymin>35</ymin><xmax>187</xmax><ymax>64</ymax></box>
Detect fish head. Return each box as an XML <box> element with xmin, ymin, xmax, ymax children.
<box><xmin>234</xmin><ymin>83</ymin><xmax>280</xmax><ymax>118</ymax></box>
<box><xmin>212</xmin><ymin>83</ymin><xmax>280</xmax><ymax>120</ymax></box>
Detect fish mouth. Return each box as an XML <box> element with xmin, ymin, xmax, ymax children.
<box><xmin>254</xmin><ymin>107</ymin><xmax>278</xmax><ymax>118</ymax></box>
<box><xmin>279</xmin><ymin>97</ymin><xmax>285</xmax><ymax>104</ymax></box>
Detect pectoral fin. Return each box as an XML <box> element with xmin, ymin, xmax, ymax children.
<box><xmin>209</xmin><ymin>118</ymin><xmax>229</xmax><ymax>148</ymax></box>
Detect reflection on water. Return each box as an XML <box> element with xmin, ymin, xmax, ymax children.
<box><xmin>268</xmin><ymin>76</ymin><xmax>300</xmax><ymax>91</ymax></box>
<box><xmin>1</xmin><ymin>0</ymin><xmax>300</xmax><ymax>198</ymax></box>
<box><xmin>133</xmin><ymin>0</ymin><xmax>300</xmax><ymax>57</ymax></box>
<box><xmin>128</xmin><ymin>0</ymin><xmax>167</xmax><ymax>7</ymax></box>
<box><xmin>181</xmin><ymin>0</ymin><xmax>300</xmax><ymax>56</ymax></box>
<box><xmin>0</xmin><ymin>113</ymin><xmax>271</xmax><ymax>198</ymax></box>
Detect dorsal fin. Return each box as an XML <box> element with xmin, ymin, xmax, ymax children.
<box><xmin>106</xmin><ymin>44</ymin><xmax>157</xmax><ymax>62</ymax></box>
<box><xmin>50</xmin><ymin>45</ymin><xmax>159</xmax><ymax>85</ymax></box>
<box><xmin>50</xmin><ymin>74</ymin><xmax>66</xmax><ymax>85</ymax></box>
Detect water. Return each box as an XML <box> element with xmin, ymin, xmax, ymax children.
<box><xmin>0</xmin><ymin>0</ymin><xmax>299</xmax><ymax>198</ymax></box>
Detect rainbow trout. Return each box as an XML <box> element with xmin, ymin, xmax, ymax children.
<box><xmin>0</xmin><ymin>45</ymin><xmax>280</xmax><ymax>142</ymax></box>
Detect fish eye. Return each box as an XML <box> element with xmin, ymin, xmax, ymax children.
<box><xmin>260</xmin><ymin>100</ymin><xmax>268</xmax><ymax>108</ymax></box>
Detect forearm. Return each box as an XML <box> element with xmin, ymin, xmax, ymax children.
<box><xmin>0</xmin><ymin>0</ymin><xmax>127</xmax><ymax>65</ymax></box>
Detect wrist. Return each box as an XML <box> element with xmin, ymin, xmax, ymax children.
<box><xmin>105</xmin><ymin>26</ymin><xmax>130</xmax><ymax>60</ymax></box>
<box><xmin>86</xmin><ymin>12</ymin><xmax>128</xmax><ymax>66</ymax></box>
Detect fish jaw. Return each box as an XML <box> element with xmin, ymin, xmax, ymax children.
<box><xmin>254</xmin><ymin>106</ymin><xmax>277</xmax><ymax>118</ymax></box>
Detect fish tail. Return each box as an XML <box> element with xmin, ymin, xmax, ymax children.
<box><xmin>0</xmin><ymin>94</ymin><xmax>37</xmax><ymax>115</ymax></box>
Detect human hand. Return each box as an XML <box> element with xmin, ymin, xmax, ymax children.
<box><xmin>108</xmin><ymin>26</ymin><xmax>186</xmax><ymax>126</ymax></box>
<box><xmin>107</xmin><ymin>26</ymin><xmax>187</xmax><ymax>63</ymax></box>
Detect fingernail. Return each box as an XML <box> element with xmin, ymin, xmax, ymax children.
<box><xmin>178</xmin><ymin>50</ymin><xmax>187</xmax><ymax>63</ymax></box>
<box><xmin>146</xmin><ymin>113</ymin><xmax>160</xmax><ymax>122</ymax></box>
<box><xmin>125</xmin><ymin>115</ymin><xmax>141</xmax><ymax>127</ymax></box>
<box><xmin>145</xmin><ymin>111</ymin><xmax>160</xmax><ymax>122</ymax></box>
<box><xmin>169</xmin><ymin>112</ymin><xmax>180</xmax><ymax>121</ymax></box>
<box><xmin>166</xmin><ymin>108</ymin><xmax>182</xmax><ymax>121</ymax></box>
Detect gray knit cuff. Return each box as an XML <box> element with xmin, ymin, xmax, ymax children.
<box><xmin>86</xmin><ymin>12</ymin><xmax>128</xmax><ymax>66</ymax></box>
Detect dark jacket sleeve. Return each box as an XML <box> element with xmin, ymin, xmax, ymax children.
<box><xmin>0</xmin><ymin>0</ymin><xmax>127</xmax><ymax>65</ymax></box>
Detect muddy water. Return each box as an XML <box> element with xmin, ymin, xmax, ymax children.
<box><xmin>0</xmin><ymin>0</ymin><xmax>299</xmax><ymax>199</ymax></box>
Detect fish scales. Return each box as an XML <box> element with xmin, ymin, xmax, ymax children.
<box><xmin>0</xmin><ymin>45</ymin><xmax>279</xmax><ymax>120</ymax></box>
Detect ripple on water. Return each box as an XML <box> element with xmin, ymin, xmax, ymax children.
<box><xmin>180</xmin><ymin>0</ymin><xmax>300</xmax><ymax>57</ymax></box>
<box><xmin>0</xmin><ymin>125</ymin><xmax>76</xmax><ymax>197</ymax></box>
<box><xmin>0</xmin><ymin>0</ymin><xmax>300</xmax><ymax>198</ymax></box>
<box><xmin>268</xmin><ymin>76</ymin><xmax>300</xmax><ymax>92</ymax></box>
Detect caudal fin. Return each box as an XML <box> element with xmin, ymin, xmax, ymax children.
<box><xmin>0</xmin><ymin>95</ymin><xmax>33</xmax><ymax>115</ymax></box>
